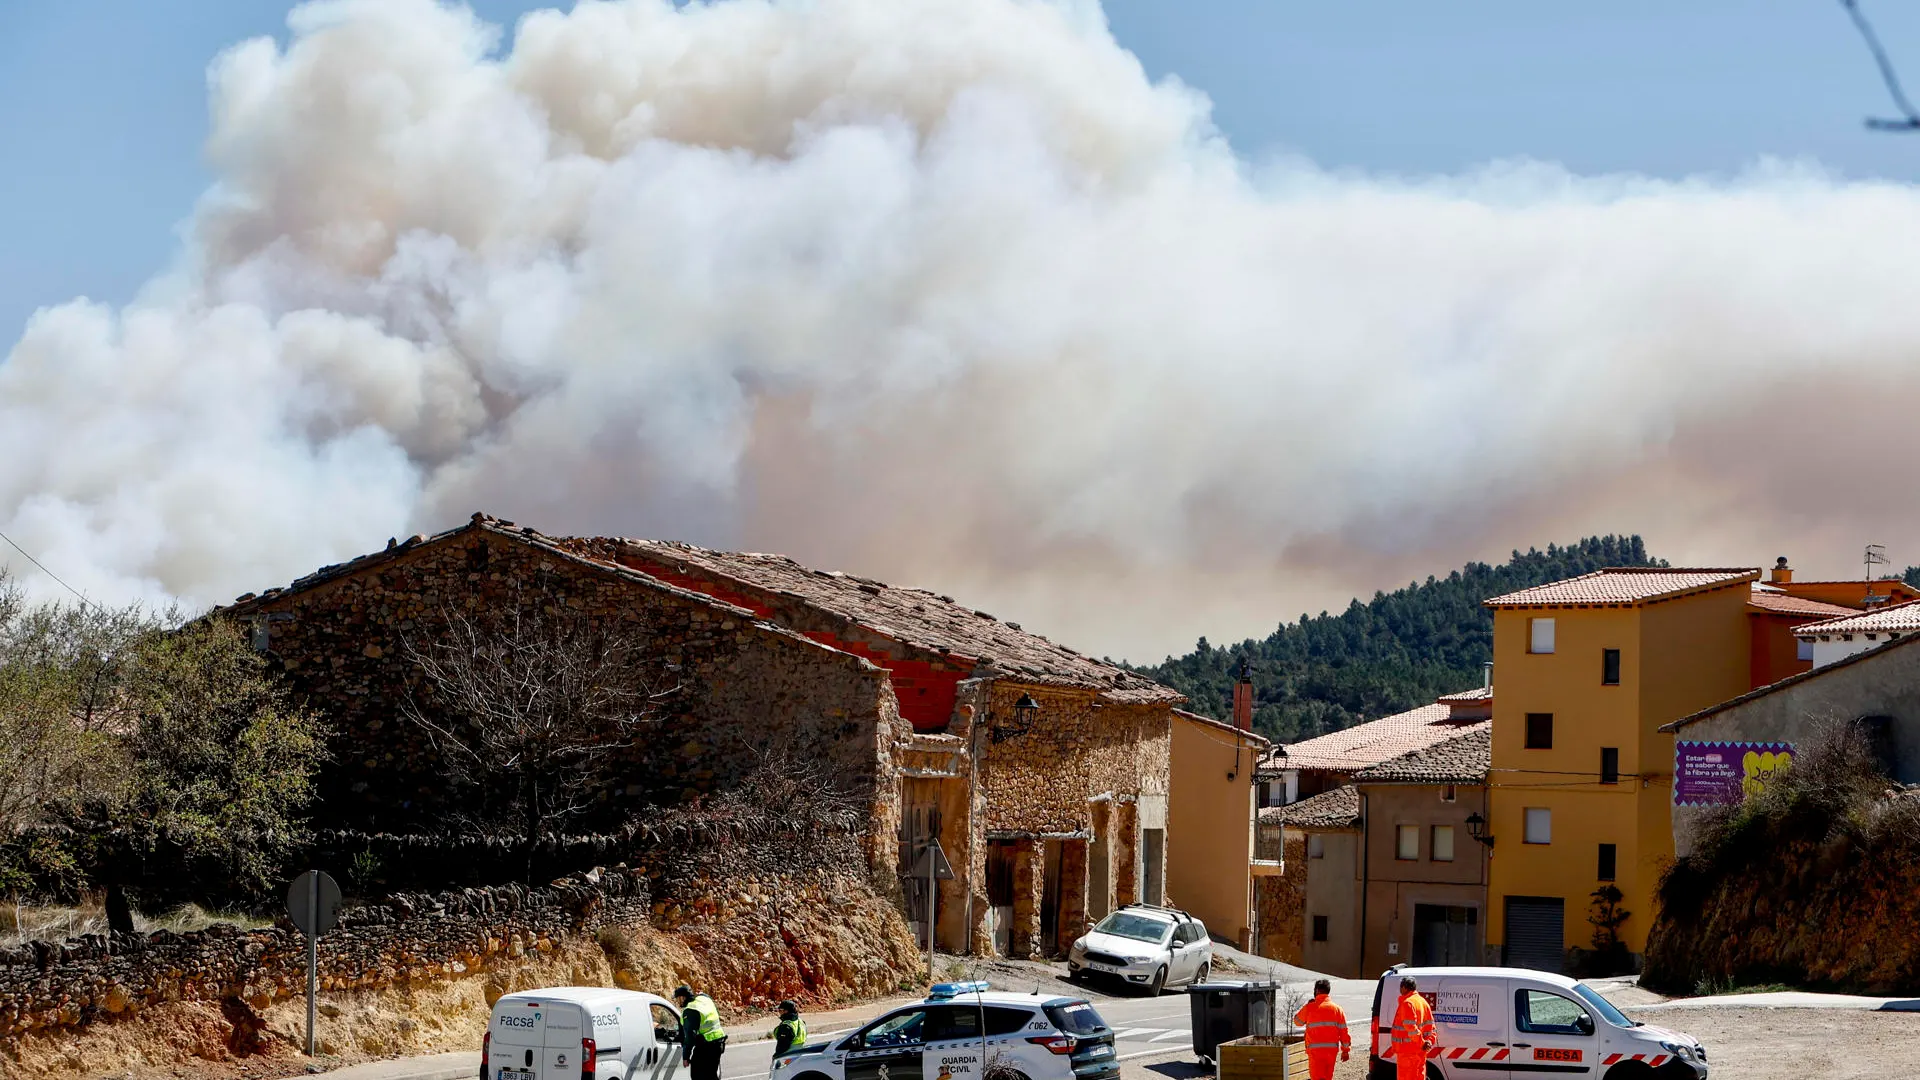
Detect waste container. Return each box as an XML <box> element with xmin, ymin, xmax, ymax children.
<box><xmin>1187</xmin><ymin>981</ymin><xmax>1283</xmax><ymax>1062</ymax></box>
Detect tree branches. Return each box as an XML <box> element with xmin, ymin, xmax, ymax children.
<box><xmin>1842</xmin><ymin>0</ymin><xmax>1920</xmax><ymax>131</ymax></box>
<box><xmin>401</xmin><ymin>593</ymin><xmax>679</xmax><ymax>867</ymax></box>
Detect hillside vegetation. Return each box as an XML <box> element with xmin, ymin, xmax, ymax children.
<box><xmin>1139</xmin><ymin>536</ymin><xmax>1663</xmax><ymax>743</ymax></box>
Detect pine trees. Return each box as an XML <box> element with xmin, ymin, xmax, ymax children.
<box><xmin>1138</xmin><ymin>535</ymin><xmax>1663</xmax><ymax>742</ymax></box>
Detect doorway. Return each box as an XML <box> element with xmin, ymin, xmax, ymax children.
<box><xmin>1413</xmin><ymin>904</ymin><xmax>1479</xmax><ymax>966</ymax></box>
<box><xmin>986</xmin><ymin>840</ymin><xmax>1015</xmax><ymax>956</ymax></box>
<box><xmin>1040</xmin><ymin>840</ymin><xmax>1063</xmax><ymax>956</ymax></box>
<box><xmin>1141</xmin><ymin>828</ymin><xmax>1165</xmax><ymax>905</ymax></box>
<box><xmin>1088</xmin><ymin>807</ymin><xmax>1111</xmax><ymax>921</ymax></box>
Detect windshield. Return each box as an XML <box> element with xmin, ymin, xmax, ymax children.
<box><xmin>1045</xmin><ymin>1001</ymin><xmax>1109</xmax><ymax>1036</ymax></box>
<box><xmin>1571</xmin><ymin>983</ymin><xmax>1637</xmax><ymax>1028</ymax></box>
<box><xmin>1092</xmin><ymin>912</ymin><xmax>1173</xmax><ymax>944</ymax></box>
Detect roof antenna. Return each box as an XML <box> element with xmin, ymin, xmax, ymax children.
<box><xmin>1865</xmin><ymin>544</ymin><xmax>1891</xmax><ymax>608</ymax></box>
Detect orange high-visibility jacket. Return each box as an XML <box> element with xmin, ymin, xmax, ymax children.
<box><xmin>1293</xmin><ymin>995</ymin><xmax>1351</xmax><ymax>1055</ymax></box>
<box><xmin>1388</xmin><ymin>991</ymin><xmax>1437</xmax><ymax>1059</ymax></box>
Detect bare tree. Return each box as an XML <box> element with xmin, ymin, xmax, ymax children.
<box><xmin>402</xmin><ymin>595</ymin><xmax>678</xmax><ymax>876</ymax></box>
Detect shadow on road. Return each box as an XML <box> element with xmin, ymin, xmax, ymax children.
<box><xmin>1141</xmin><ymin>1062</ymin><xmax>1211</xmax><ymax>1080</ymax></box>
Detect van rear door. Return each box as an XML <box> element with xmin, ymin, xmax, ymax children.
<box><xmin>542</xmin><ymin>1001</ymin><xmax>589</xmax><ymax>1080</ymax></box>
<box><xmin>1425</xmin><ymin>977</ymin><xmax>1511</xmax><ymax>1077</ymax></box>
<box><xmin>490</xmin><ymin>997</ymin><xmax>550</xmax><ymax>1080</ymax></box>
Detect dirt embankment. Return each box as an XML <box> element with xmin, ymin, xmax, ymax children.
<box><xmin>1</xmin><ymin>879</ymin><xmax>920</xmax><ymax>1080</ymax></box>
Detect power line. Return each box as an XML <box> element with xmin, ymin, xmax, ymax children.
<box><xmin>0</xmin><ymin>527</ymin><xmax>98</xmax><ymax>611</ymax></box>
<box><xmin>1842</xmin><ymin>0</ymin><xmax>1920</xmax><ymax>131</ymax></box>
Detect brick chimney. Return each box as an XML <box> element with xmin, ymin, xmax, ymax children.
<box><xmin>1771</xmin><ymin>556</ymin><xmax>1793</xmax><ymax>584</ymax></box>
<box><xmin>1232</xmin><ymin>656</ymin><xmax>1254</xmax><ymax>731</ymax></box>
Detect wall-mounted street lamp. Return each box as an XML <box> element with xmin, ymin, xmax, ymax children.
<box><xmin>1465</xmin><ymin>812</ymin><xmax>1496</xmax><ymax>848</ymax></box>
<box><xmin>990</xmin><ymin>692</ymin><xmax>1041</xmax><ymax>744</ymax></box>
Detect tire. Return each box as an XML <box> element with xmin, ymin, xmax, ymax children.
<box><xmin>1145</xmin><ymin>965</ymin><xmax>1167</xmax><ymax>996</ymax></box>
<box><xmin>792</xmin><ymin>1072</ymin><xmax>834</xmax><ymax>1080</ymax></box>
<box><xmin>1603</xmin><ymin>1064</ymin><xmax>1656</xmax><ymax>1080</ymax></box>
<box><xmin>1193</xmin><ymin>960</ymin><xmax>1210</xmax><ymax>985</ymax></box>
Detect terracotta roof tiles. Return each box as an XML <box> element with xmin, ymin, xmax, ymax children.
<box><xmin>1260</xmin><ymin>785</ymin><xmax>1361</xmax><ymax>830</ymax></box>
<box><xmin>575</xmin><ymin>538</ymin><xmax>1183</xmax><ymax>703</ymax></box>
<box><xmin>1265</xmin><ymin>703</ymin><xmax>1482</xmax><ymax>772</ymax></box>
<box><xmin>1485</xmin><ymin>568</ymin><xmax>1758</xmax><ymax>609</ymax></box>
<box><xmin>1353</xmin><ymin>725</ymin><xmax>1491</xmax><ymax>784</ymax></box>
<box><xmin>1746</xmin><ymin>586</ymin><xmax>1857</xmax><ymax>619</ymax></box>
<box><xmin>1793</xmin><ymin>598</ymin><xmax>1920</xmax><ymax>637</ymax></box>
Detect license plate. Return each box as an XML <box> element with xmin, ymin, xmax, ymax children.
<box><xmin>1084</xmin><ymin>1045</ymin><xmax>1114</xmax><ymax>1058</ymax></box>
<box><xmin>1090</xmin><ymin>962</ymin><xmax>1122</xmax><ymax>973</ymax></box>
<box><xmin>498</xmin><ymin>1069</ymin><xmax>535</xmax><ymax>1080</ymax></box>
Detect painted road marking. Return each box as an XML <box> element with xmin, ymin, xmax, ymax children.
<box><xmin>1150</xmin><ymin>1030</ymin><xmax>1192</xmax><ymax>1043</ymax></box>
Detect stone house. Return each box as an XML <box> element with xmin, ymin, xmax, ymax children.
<box><xmin>220</xmin><ymin>515</ymin><xmax>1184</xmax><ymax>959</ymax></box>
<box><xmin>1662</xmin><ymin>630</ymin><xmax>1920</xmax><ymax>858</ymax></box>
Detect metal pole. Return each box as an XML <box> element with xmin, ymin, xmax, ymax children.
<box><xmin>306</xmin><ymin>871</ymin><xmax>318</xmax><ymax>1057</ymax></box>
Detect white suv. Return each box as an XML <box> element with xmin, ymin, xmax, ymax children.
<box><xmin>772</xmin><ymin>982</ymin><xmax>1118</xmax><ymax>1080</ymax></box>
<box><xmin>1065</xmin><ymin>904</ymin><xmax>1212</xmax><ymax>995</ymax></box>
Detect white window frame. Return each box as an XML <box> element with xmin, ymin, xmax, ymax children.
<box><xmin>1524</xmin><ymin>807</ymin><xmax>1552</xmax><ymax>845</ymax></box>
<box><xmin>1529</xmin><ymin>617</ymin><xmax>1556</xmax><ymax>654</ymax></box>
<box><xmin>1396</xmin><ymin>824</ymin><xmax>1419</xmax><ymax>860</ymax></box>
<box><xmin>1432</xmin><ymin>824</ymin><xmax>1456</xmax><ymax>862</ymax></box>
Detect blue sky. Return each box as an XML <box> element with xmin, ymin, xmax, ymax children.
<box><xmin>3</xmin><ymin>0</ymin><xmax>1919</xmax><ymax>342</ymax></box>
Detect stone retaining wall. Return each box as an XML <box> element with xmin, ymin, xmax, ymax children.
<box><xmin>0</xmin><ymin>869</ymin><xmax>648</xmax><ymax>1039</ymax></box>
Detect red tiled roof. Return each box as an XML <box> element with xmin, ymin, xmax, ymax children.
<box><xmin>1794</xmin><ymin>598</ymin><xmax>1920</xmax><ymax>637</ymax></box>
<box><xmin>1353</xmin><ymin>725</ymin><xmax>1491</xmax><ymax>784</ymax></box>
<box><xmin>572</xmin><ymin>538</ymin><xmax>1183</xmax><ymax>704</ymax></box>
<box><xmin>1746</xmin><ymin>586</ymin><xmax>1858</xmax><ymax>619</ymax></box>
<box><xmin>1484</xmin><ymin>568</ymin><xmax>1758</xmax><ymax>609</ymax></box>
<box><xmin>1260</xmin><ymin>785</ymin><xmax>1360</xmax><ymax>830</ymax></box>
<box><xmin>1266</xmin><ymin>703</ymin><xmax>1482</xmax><ymax>772</ymax></box>
<box><xmin>1436</xmin><ymin>686</ymin><xmax>1493</xmax><ymax>703</ymax></box>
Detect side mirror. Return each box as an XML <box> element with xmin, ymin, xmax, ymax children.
<box><xmin>1578</xmin><ymin>1017</ymin><xmax>1595</xmax><ymax>1037</ymax></box>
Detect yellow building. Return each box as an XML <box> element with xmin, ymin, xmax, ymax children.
<box><xmin>1167</xmin><ymin>709</ymin><xmax>1268</xmax><ymax>948</ymax></box>
<box><xmin>1483</xmin><ymin>568</ymin><xmax>1759</xmax><ymax>971</ymax></box>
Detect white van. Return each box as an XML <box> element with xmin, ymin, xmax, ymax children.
<box><xmin>1367</xmin><ymin>967</ymin><xmax>1708</xmax><ymax>1080</ymax></box>
<box><xmin>486</xmin><ymin>987</ymin><xmax>686</xmax><ymax>1080</ymax></box>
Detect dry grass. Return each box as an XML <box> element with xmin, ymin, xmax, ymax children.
<box><xmin>0</xmin><ymin>897</ymin><xmax>270</xmax><ymax>949</ymax></box>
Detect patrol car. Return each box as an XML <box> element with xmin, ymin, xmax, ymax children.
<box><xmin>772</xmin><ymin>982</ymin><xmax>1118</xmax><ymax>1080</ymax></box>
<box><xmin>1367</xmin><ymin>966</ymin><xmax>1708</xmax><ymax>1080</ymax></box>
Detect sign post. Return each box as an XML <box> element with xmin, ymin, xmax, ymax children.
<box><xmin>286</xmin><ymin>870</ymin><xmax>342</xmax><ymax>1056</ymax></box>
<box><xmin>908</xmin><ymin>840</ymin><xmax>955</xmax><ymax>980</ymax></box>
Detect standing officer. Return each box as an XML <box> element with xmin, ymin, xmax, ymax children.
<box><xmin>1292</xmin><ymin>979</ymin><xmax>1350</xmax><ymax>1080</ymax></box>
<box><xmin>1388</xmin><ymin>976</ymin><xmax>1437</xmax><ymax>1080</ymax></box>
<box><xmin>674</xmin><ymin>984</ymin><xmax>729</xmax><ymax>1080</ymax></box>
<box><xmin>772</xmin><ymin>1000</ymin><xmax>809</xmax><ymax>1059</ymax></box>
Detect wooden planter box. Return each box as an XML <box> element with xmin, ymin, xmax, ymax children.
<box><xmin>1217</xmin><ymin>1034</ymin><xmax>1310</xmax><ymax>1080</ymax></box>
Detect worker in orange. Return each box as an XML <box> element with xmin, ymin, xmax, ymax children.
<box><xmin>1388</xmin><ymin>975</ymin><xmax>1438</xmax><ymax>1080</ymax></box>
<box><xmin>1292</xmin><ymin>978</ymin><xmax>1350</xmax><ymax>1080</ymax></box>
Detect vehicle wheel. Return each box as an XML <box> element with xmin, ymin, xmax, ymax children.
<box><xmin>1603</xmin><ymin>1064</ymin><xmax>1656</xmax><ymax>1080</ymax></box>
<box><xmin>792</xmin><ymin>1072</ymin><xmax>834</xmax><ymax>1080</ymax></box>
<box><xmin>1145</xmin><ymin>966</ymin><xmax>1167</xmax><ymax>996</ymax></box>
<box><xmin>1193</xmin><ymin>960</ymin><xmax>1210</xmax><ymax>985</ymax></box>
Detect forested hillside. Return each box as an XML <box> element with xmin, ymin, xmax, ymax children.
<box><xmin>1141</xmin><ymin>536</ymin><xmax>1662</xmax><ymax>743</ymax></box>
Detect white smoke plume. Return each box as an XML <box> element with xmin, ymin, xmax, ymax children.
<box><xmin>7</xmin><ymin>0</ymin><xmax>1920</xmax><ymax>661</ymax></box>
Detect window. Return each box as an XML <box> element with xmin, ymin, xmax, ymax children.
<box><xmin>1396</xmin><ymin>825</ymin><xmax>1420</xmax><ymax>860</ymax></box>
<box><xmin>1440</xmin><ymin>784</ymin><xmax>1457</xmax><ymax>803</ymax></box>
<box><xmin>926</xmin><ymin>1006</ymin><xmax>981</xmax><ymax>1041</ymax></box>
<box><xmin>1600</xmin><ymin>747</ymin><xmax>1620</xmax><ymax>785</ymax></box>
<box><xmin>1524</xmin><ymin>808</ymin><xmax>1552</xmax><ymax>845</ymax></box>
<box><xmin>1598</xmin><ymin>843</ymin><xmax>1617</xmax><ymax>881</ymax></box>
<box><xmin>1602</xmin><ymin>648</ymin><xmax>1621</xmax><ymax>685</ymax></box>
<box><xmin>1041</xmin><ymin>1003</ymin><xmax>1107</xmax><ymax>1037</ymax></box>
<box><xmin>860</xmin><ymin>1010</ymin><xmax>927</xmax><ymax>1047</ymax></box>
<box><xmin>1308</xmin><ymin>834</ymin><xmax>1326</xmax><ymax>859</ymax></box>
<box><xmin>985</xmin><ymin>1007</ymin><xmax>1037</xmax><ymax>1037</ymax></box>
<box><xmin>1515</xmin><ymin>990</ymin><xmax>1593</xmax><ymax>1037</ymax></box>
<box><xmin>1311</xmin><ymin>915</ymin><xmax>1329</xmax><ymax>942</ymax></box>
<box><xmin>1432</xmin><ymin>825</ymin><xmax>1455</xmax><ymax>862</ymax></box>
<box><xmin>1525</xmin><ymin>713</ymin><xmax>1554</xmax><ymax>749</ymax></box>
<box><xmin>1529</xmin><ymin>618</ymin><xmax>1556</xmax><ymax>654</ymax></box>
<box><xmin>1797</xmin><ymin>638</ymin><xmax>1815</xmax><ymax>661</ymax></box>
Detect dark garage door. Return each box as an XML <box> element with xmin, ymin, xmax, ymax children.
<box><xmin>1504</xmin><ymin>897</ymin><xmax>1565</xmax><ymax>973</ymax></box>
